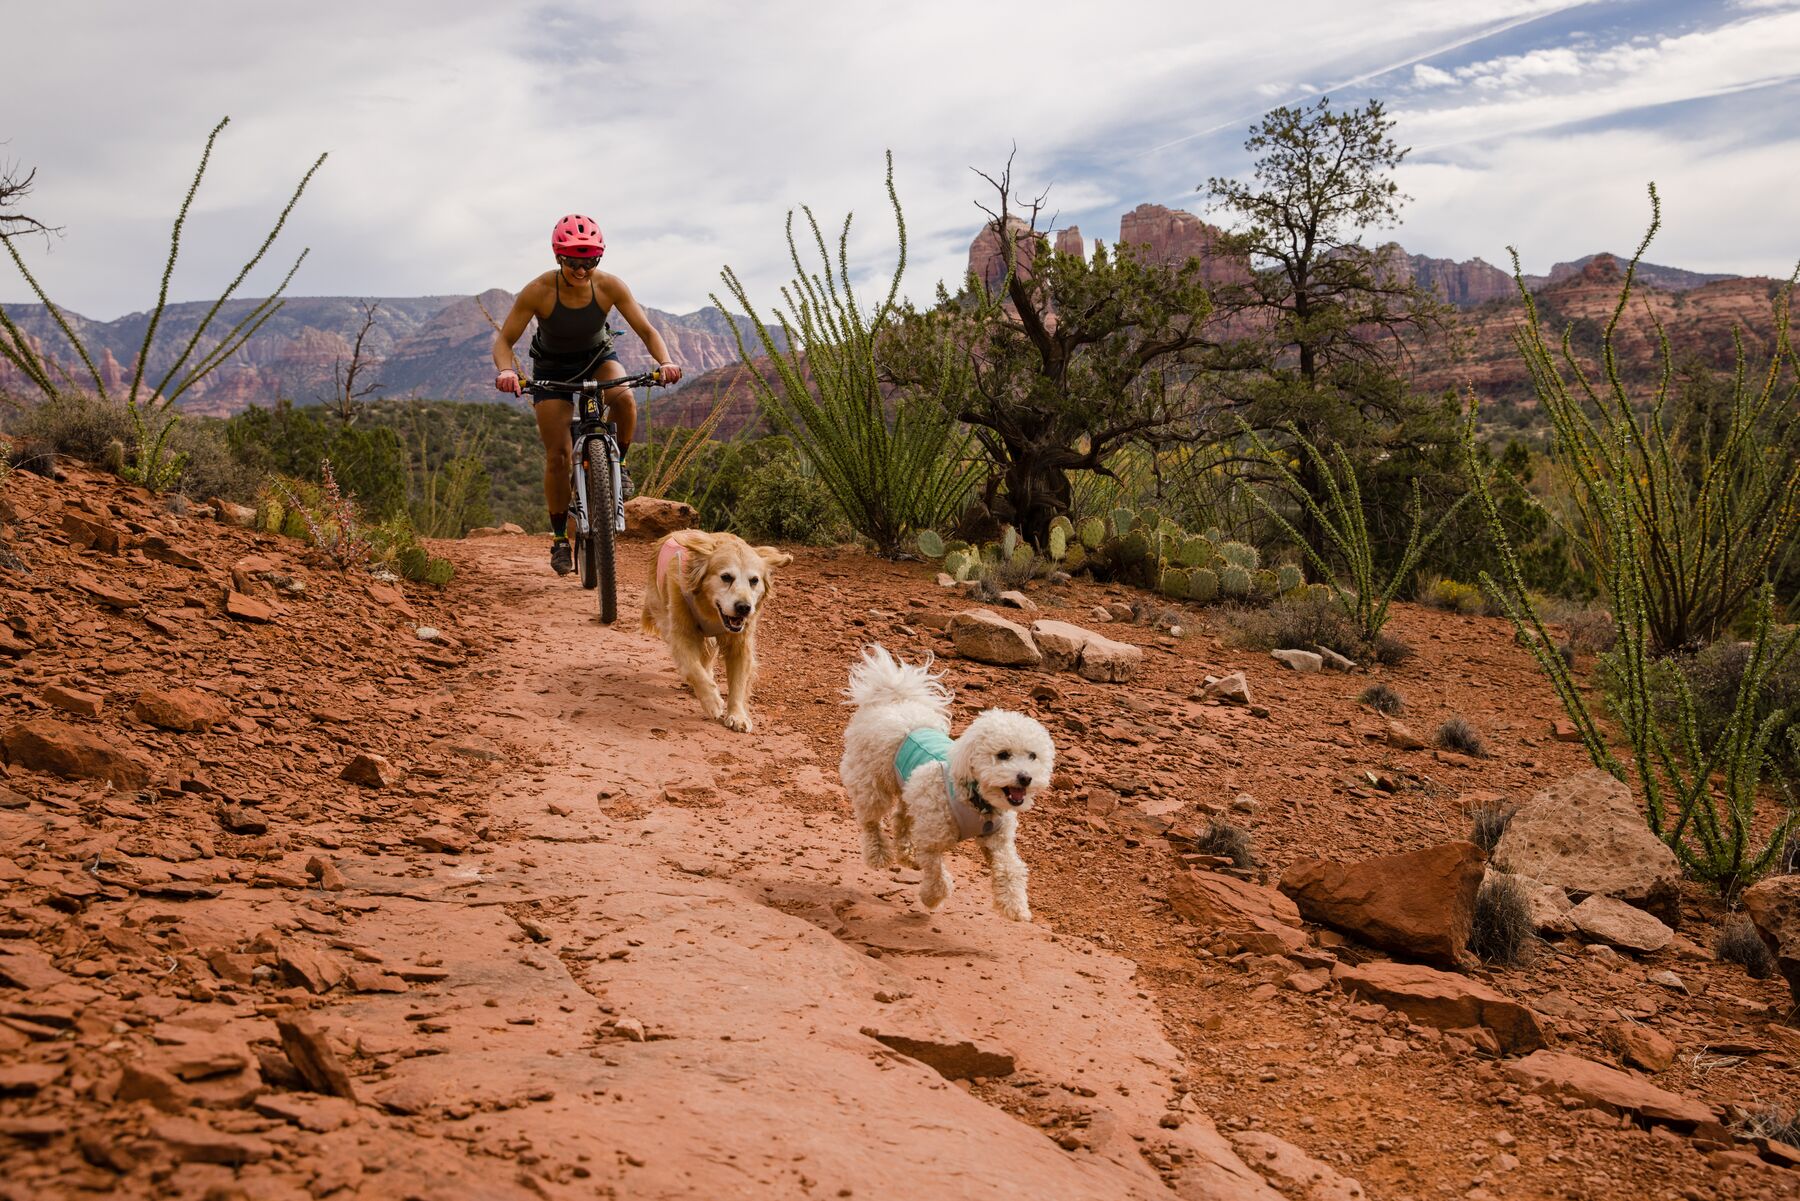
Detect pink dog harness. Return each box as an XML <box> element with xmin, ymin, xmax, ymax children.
<box><xmin>656</xmin><ymin>538</ymin><xmax>735</xmax><ymax>638</ymax></box>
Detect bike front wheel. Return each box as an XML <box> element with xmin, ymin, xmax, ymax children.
<box><xmin>584</xmin><ymin>443</ymin><xmax>618</xmax><ymax>624</ymax></box>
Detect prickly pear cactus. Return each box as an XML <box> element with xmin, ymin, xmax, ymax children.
<box><xmin>916</xmin><ymin>529</ymin><xmax>945</xmax><ymax>559</ymax></box>
<box><xmin>1217</xmin><ymin>540</ymin><xmax>1261</xmax><ymax>571</ymax></box>
<box><xmin>1276</xmin><ymin>563</ymin><xmax>1304</xmax><ymax>594</ymax></box>
<box><xmin>1000</xmin><ymin>525</ymin><xmax>1019</xmax><ymax>561</ymax></box>
<box><xmin>1202</xmin><ymin>526</ymin><xmax>1224</xmax><ymax>544</ymax></box>
<box><xmin>1078</xmin><ymin>517</ymin><xmax>1106</xmax><ymax>550</ymax></box>
<box><xmin>1220</xmin><ymin>564</ymin><xmax>1253</xmax><ymax>597</ymax></box>
<box><xmin>1188</xmin><ymin>567</ymin><xmax>1219</xmax><ymax>603</ymax></box>
<box><xmin>1253</xmin><ymin>568</ymin><xmax>1279</xmax><ymax>598</ymax></box>
<box><xmin>943</xmin><ymin>549</ymin><xmax>977</xmax><ymax>581</ymax></box>
<box><xmin>1110</xmin><ymin>507</ymin><xmax>1135</xmax><ymax>537</ymax></box>
<box><xmin>1160</xmin><ymin>568</ymin><xmax>1190</xmax><ymax>599</ymax></box>
<box><xmin>1047</xmin><ymin>524</ymin><xmax>1067</xmax><ymax>560</ymax></box>
<box><xmin>1116</xmin><ymin>529</ymin><xmax>1151</xmax><ymax>565</ymax></box>
<box><xmin>1010</xmin><ymin>543</ymin><xmax>1035</xmax><ymax>573</ymax></box>
<box><xmin>1175</xmin><ymin>536</ymin><xmax>1212</xmax><ymax>567</ymax></box>
<box><xmin>1064</xmin><ymin>542</ymin><xmax>1088</xmax><ymax>572</ymax></box>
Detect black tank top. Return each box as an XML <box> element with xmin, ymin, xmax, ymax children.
<box><xmin>530</xmin><ymin>277</ymin><xmax>612</xmax><ymax>357</ymax></box>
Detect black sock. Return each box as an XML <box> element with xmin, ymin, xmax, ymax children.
<box><xmin>550</xmin><ymin>512</ymin><xmax>568</xmax><ymax>538</ymax></box>
<box><xmin>617</xmin><ymin>445</ymin><xmax>629</xmax><ymax>461</ymax></box>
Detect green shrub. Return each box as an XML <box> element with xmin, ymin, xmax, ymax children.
<box><xmin>733</xmin><ymin>446</ymin><xmax>848</xmax><ymax>545</ymax></box>
<box><xmin>1418</xmin><ymin>575</ymin><xmax>1488</xmax><ymax>616</ymax></box>
<box><xmin>1220</xmin><ymin>588</ymin><xmax>1364</xmax><ymax>661</ymax></box>
<box><xmin>11</xmin><ymin>391</ymin><xmax>133</xmax><ymax>466</ymax></box>
<box><xmin>1236</xmin><ymin>416</ymin><xmax>1471</xmax><ymax>645</ymax></box>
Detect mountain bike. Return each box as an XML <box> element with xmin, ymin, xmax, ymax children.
<box><xmin>521</xmin><ymin>369</ymin><xmax>666</xmax><ymax>624</ymax></box>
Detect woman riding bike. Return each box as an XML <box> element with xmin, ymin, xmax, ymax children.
<box><xmin>492</xmin><ymin>214</ymin><xmax>683</xmax><ymax>575</ymax></box>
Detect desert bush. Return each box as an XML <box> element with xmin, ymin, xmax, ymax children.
<box><xmin>1436</xmin><ymin>716</ymin><xmax>1487</xmax><ymax>758</ymax></box>
<box><xmin>1560</xmin><ymin>604</ymin><xmax>1618</xmax><ymax>655</ymax></box>
<box><xmin>1468</xmin><ymin>799</ymin><xmax>1517</xmax><ymax>853</ymax></box>
<box><xmin>1236</xmin><ymin>416</ymin><xmax>1471</xmax><ymax>644</ymax></box>
<box><xmin>1191</xmin><ymin>820</ymin><xmax>1256</xmax><ymax>869</ymax></box>
<box><xmin>1672</xmin><ymin>636</ymin><xmax>1800</xmax><ymax>780</ymax></box>
<box><xmin>715</xmin><ymin>153</ymin><xmax>981</xmax><ymax>554</ymax></box>
<box><xmin>1714</xmin><ymin>917</ymin><xmax>1776</xmax><ymax>979</ymax></box>
<box><xmin>1358</xmin><ymin>682</ymin><xmax>1404</xmax><ymax>715</ymax></box>
<box><xmin>1740</xmin><ymin>1108</ymin><xmax>1800</xmax><ymax>1147</ymax></box>
<box><xmin>269</xmin><ymin>459</ymin><xmax>368</xmax><ymax>570</ymax></box>
<box><xmin>1468</xmin><ymin>872</ymin><xmax>1533</xmax><ymax>965</ymax></box>
<box><xmin>1220</xmin><ymin>588</ymin><xmax>1364</xmax><ymax>661</ymax></box>
<box><xmin>1417</xmin><ymin>574</ymin><xmax>1489</xmax><ymax>616</ymax></box>
<box><xmin>1465</xmin><ymin>189</ymin><xmax>1800</xmax><ymax>899</ymax></box>
<box><xmin>733</xmin><ymin>444</ymin><xmax>848</xmax><ymax>545</ymax></box>
<box><xmin>10</xmin><ymin>391</ymin><xmax>133</xmax><ymax>467</ymax></box>
<box><xmin>228</xmin><ymin>401</ymin><xmax>406</xmax><ymax>519</ymax></box>
<box><xmin>1369</xmin><ymin>632</ymin><xmax>1415</xmax><ymax>667</ymax></box>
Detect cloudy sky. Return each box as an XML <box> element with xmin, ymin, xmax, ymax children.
<box><xmin>5</xmin><ymin>0</ymin><xmax>1798</xmax><ymax>322</ymax></box>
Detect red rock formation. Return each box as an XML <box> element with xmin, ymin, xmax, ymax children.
<box><xmin>1403</xmin><ymin>252</ymin><xmax>1516</xmax><ymax>308</ymax></box>
<box><xmin>967</xmin><ymin>217</ymin><xmax>1039</xmax><ymax>296</ymax></box>
<box><xmin>1115</xmin><ymin>203</ymin><xmax>1249</xmax><ymax>286</ymax></box>
<box><xmin>1053</xmin><ymin>226</ymin><xmax>1085</xmax><ymax>260</ymax></box>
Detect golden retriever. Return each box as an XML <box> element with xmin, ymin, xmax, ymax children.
<box><xmin>641</xmin><ymin>530</ymin><xmax>793</xmax><ymax>733</ymax></box>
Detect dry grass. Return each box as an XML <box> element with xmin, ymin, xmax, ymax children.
<box><xmin>1469</xmin><ymin>872</ymin><xmax>1534</xmax><ymax>965</ymax></box>
<box><xmin>1714</xmin><ymin>917</ymin><xmax>1776</xmax><ymax>980</ymax></box>
<box><xmin>1190</xmin><ymin>820</ymin><xmax>1257</xmax><ymax>869</ymax></box>
<box><xmin>1467</xmin><ymin>798</ymin><xmax>1518</xmax><ymax>853</ymax></box>
<box><xmin>1435</xmin><ymin>715</ymin><xmax>1487</xmax><ymax>758</ymax></box>
<box><xmin>1358</xmin><ymin>682</ymin><xmax>1404</xmax><ymax>715</ymax></box>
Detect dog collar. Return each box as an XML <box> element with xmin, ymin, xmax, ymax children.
<box><xmin>945</xmin><ymin>767</ymin><xmax>997</xmax><ymax>841</ymax></box>
<box><xmin>656</xmin><ymin>538</ymin><xmax>735</xmax><ymax>638</ymax></box>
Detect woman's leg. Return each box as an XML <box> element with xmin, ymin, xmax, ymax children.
<box><xmin>533</xmin><ymin>396</ymin><xmax>576</xmax><ymax>518</ymax></box>
<box><xmin>595</xmin><ymin>359</ymin><xmax>636</xmax><ymax>452</ymax></box>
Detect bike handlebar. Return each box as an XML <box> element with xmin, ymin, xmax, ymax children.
<box><xmin>520</xmin><ymin>369</ymin><xmax>667</xmax><ymax>397</ymax></box>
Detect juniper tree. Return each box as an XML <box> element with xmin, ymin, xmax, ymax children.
<box><xmin>880</xmin><ymin>157</ymin><xmax>1216</xmax><ymax>545</ymax></box>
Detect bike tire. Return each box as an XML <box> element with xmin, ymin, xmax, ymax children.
<box><xmin>585</xmin><ymin>443</ymin><xmax>618</xmax><ymax>624</ymax></box>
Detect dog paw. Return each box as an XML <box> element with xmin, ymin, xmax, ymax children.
<box><xmin>723</xmin><ymin>710</ymin><xmax>752</xmax><ymax>733</ymax></box>
<box><xmin>1002</xmin><ymin>904</ymin><xmax>1032</xmax><ymax>923</ymax></box>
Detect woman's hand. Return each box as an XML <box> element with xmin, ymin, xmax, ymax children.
<box><xmin>495</xmin><ymin>369</ymin><xmax>521</xmax><ymax>394</ymax></box>
<box><xmin>657</xmin><ymin>362</ymin><xmax>683</xmax><ymax>385</ymax></box>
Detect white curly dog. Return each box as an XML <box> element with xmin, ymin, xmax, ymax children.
<box><xmin>839</xmin><ymin>646</ymin><xmax>1055</xmax><ymax>921</ymax></box>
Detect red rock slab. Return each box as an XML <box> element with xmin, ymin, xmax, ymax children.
<box><xmin>138</xmin><ymin>535</ymin><xmax>205</xmax><ymax>569</ymax></box>
<box><xmin>861</xmin><ymin>1026</ymin><xmax>1016</xmax><ymax>1080</ymax></box>
<box><xmin>69</xmin><ymin>573</ymin><xmax>140</xmax><ymax>610</ymax></box>
<box><xmin>1169</xmin><ymin>868</ymin><xmax>1309</xmax><ymax>955</ymax></box>
<box><xmin>276</xmin><ymin>1014</ymin><xmax>359</xmax><ymax>1101</ymax></box>
<box><xmin>1506</xmin><ymin>1050</ymin><xmax>1716</xmax><ymax>1129</ymax></box>
<box><xmin>1332</xmin><ymin>960</ymin><xmax>1549</xmax><ymax>1054</ymax></box>
<box><xmin>148</xmin><ymin>1116</ymin><xmax>274</xmax><ymax>1164</ymax></box>
<box><xmin>1</xmin><ymin>718</ymin><xmax>151</xmax><ymax>789</ymax></box>
<box><xmin>0</xmin><ymin>1062</ymin><xmax>63</xmax><ymax>1094</ymax></box>
<box><xmin>1280</xmin><ymin>841</ymin><xmax>1486</xmax><ymax>967</ymax></box>
<box><xmin>42</xmin><ymin>684</ymin><xmax>103</xmax><ymax>718</ymax></box>
<box><xmin>133</xmin><ymin>686</ymin><xmax>230</xmax><ymax>732</ymax></box>
<box><xmin>0</xmin><ymin>946</ymin><xmax>72</xmax><ymax>992</ymax></box>
<box><xmin>223</xmin><ymin>589</ymin><xmax>275</xmax><ymax>623</ymax></box>
<box><xmin>341</xmin><ymin>751</ymin><xmax>397</xmax><ymax>788</ymax></box>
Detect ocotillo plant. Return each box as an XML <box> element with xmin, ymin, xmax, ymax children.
<box><xmin>0</xmin><ymin>117</ymin><xmax>324</xmax><ymax>489</ymax></box>
<box><xmin>713</xmin><ymin>152</ymin><xmax>980</xmax><ymax>555</ymax></box>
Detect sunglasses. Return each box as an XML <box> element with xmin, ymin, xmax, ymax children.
<box><xmin>558</xmin><ymin>256</ymin><xmax>599</xmax><ymax>271</ymax></box>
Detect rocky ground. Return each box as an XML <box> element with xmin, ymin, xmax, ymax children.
<box><xmin>0</xmin><ymin>466</ymin><xmax>1796</xmax><ymax>1200</ymax></box>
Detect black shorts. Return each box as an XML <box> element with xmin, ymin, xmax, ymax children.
<box><xmin>529</xmin><ymin>348</ymin><xmax>622</xmax><ymax>403</ymax></box>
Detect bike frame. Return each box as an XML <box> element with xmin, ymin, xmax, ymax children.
<box><xmin>567</xmin><ymin>391</ymin><xmax>624</xmax><ymax>537</ymax></box>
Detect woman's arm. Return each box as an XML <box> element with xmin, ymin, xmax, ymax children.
<box><xmin>606</xmin><ymin>276</ymin><xmax>683</xmax><ymax>382</ymax></box>
<box><xmin>492</xmin><ymin>282</ymin><xmax>542</xmax><ymax>372</ymax></box>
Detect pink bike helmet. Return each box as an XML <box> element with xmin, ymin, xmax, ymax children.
<box><xmin>551</xmin><ymin>214</ymin><xmax>605</xmax><ymax>259</ymax></box>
